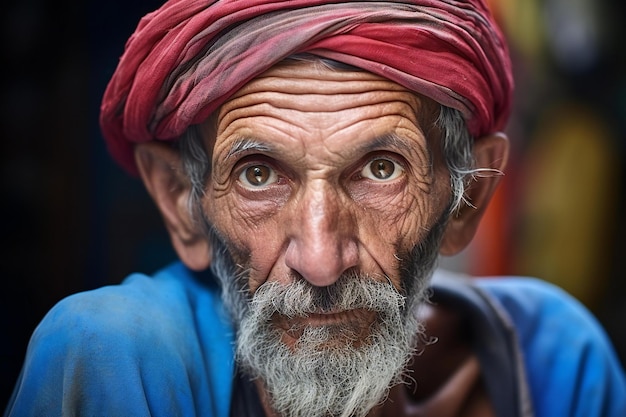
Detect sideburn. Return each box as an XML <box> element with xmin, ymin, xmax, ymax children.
<box><xmin>396</xmin><ymin>209</ymin><xmax>450</xmax><ymax>303</ymax></box>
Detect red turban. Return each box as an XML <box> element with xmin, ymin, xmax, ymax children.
<box><xmin>100</xmin><ymin>0</ymin><xmax>513</xmax><ymax>176</ymax></box>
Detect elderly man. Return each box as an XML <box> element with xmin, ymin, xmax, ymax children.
<box><xmin>5</xmin><ymin>1</ymin><xmax>626</xmax><ymax>417</ymax></box>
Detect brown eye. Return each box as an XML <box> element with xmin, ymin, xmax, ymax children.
<box><xmin>362</xmin><ymin>158</ymin><xmax>404</xmax><ymax>181</ymax></box>
<box><xmin>240</xmin><ymin>165</ymin><xmax>277</xmax><ymax>188</ymax></box>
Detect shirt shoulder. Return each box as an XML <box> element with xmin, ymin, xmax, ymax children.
<box><xmin>472</xmin><ymin>274</ymin><xmax>626</xmax><ymax>417</ymax></box>
<box><xmin>4</xmin><ymin>262</ymin><xmax>235</xmax><ymax>417</ymax></box>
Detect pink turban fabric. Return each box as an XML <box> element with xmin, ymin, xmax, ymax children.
<box><xmin>100</xmin><ymin>0</ymin><xmax>513</xmax><ymax>176</ymax></box>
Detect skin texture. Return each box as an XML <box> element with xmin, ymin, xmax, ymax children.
<box><xmin>206</xmin><ymin>62</ymin><xmax>450</xmax><ymax>294</ymax></box>
<box><xmin>134</xmin><ymin>60</ymin><xmax>509</xmax><ymax>416</ymax></box>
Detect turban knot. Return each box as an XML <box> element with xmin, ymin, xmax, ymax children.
<box><xmin>100</xmin><ymin>0</ymin><xmax>513</xmax><ymax>175</ymax></box>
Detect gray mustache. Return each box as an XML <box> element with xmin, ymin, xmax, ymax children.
<box><xmin>250</xmin><ymin>273</ymin><xmax>406</xmax><ymax>319</ymax></box>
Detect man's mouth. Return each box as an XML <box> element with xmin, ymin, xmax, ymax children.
<box><xmin>274</xmin><ymin>308</ymin><xmax>375</xmax><ymax>327</ymax></box>
<box><xmin>271</xmin><ymin>308</ymin><xmax>378</xmax><ymax>348</ymax></box>
<box><xmin>304</xmin><ymin>309</ymin><xmax>377</xmax><ymax>326</ymax></box>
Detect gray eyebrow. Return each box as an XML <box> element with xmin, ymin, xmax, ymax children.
<box><xmin>359</xmin><ymin>133</ymin><xmax>415</xmax><ymax>154</ymax></box>
<box><xmin>224</xmin><ymin>133</ymin><xmax>419</xmax><ymax>161</ymax></box>
<box><xmin>225</xmin><ymin>137</ymin><xmax>273</xmax><ymax>160</ymax></box>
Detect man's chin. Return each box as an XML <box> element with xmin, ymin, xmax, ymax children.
<box><xmin>245</xmin><ymin>331</ymin><xmax>410</xmax><ymax>417</ymax></box>
<box><xmin>237</xmin><ymin>309</ymin><xmax>420</xmax><ymax>417</ymax></box>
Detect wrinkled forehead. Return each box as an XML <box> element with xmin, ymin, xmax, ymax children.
<box><xmin>216</xmin><ymin>57</ymin><xmax>440</xmax><ymax>135</ymax></box>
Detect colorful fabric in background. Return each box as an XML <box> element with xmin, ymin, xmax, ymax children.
<box><xmin>455</xmin><ymin>0</ymin><xmax>626</xmax><ymax>366</ymax></box>
<box><xmin>99</xmin><ymin>0</ymin><xmax>514</xmax><ymax>176</ymax></box>
<box><xmin>515</xmin><ymin>103</ymin><xmax>619</xmax><ymax>308</ymax></box>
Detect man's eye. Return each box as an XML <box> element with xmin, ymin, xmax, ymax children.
<box><xmin>361</xmin><ymin>158</ymin><xmax>404</xmax><ymax>181</ymax></box>
<box><xmin>239</xmin><ymin>165</ymin><xmax>278</xmax><ymax>188</ymax></box>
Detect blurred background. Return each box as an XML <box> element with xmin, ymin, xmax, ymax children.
<box><xmin>1</xmin><ymin>0</ymin><xmax>625</xmax><ymax>408</ymax></box>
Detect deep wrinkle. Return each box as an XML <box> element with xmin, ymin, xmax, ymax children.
<box><xmin>203</xmin><ymin>60</ymin><xmax>453</xmax><ymax>320</ymax></box>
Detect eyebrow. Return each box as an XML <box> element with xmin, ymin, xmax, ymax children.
<box><xmin>225</xmin><ymin>137</ymin><xmax>274</xmax><ymax>161</ymax></box>
<box><xmin>223</xmin><ymin>132</ymin><xmax>421</xmax><ymax>162</ymax></box>
<box><xmin>359</xmin><ymin>133</ymin><xmax>415</xmax><ymax>155</ymax></box>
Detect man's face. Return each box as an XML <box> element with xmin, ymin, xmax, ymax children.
<box><xmin>199</xmin><ymin>60</ymin><xmax>453</xmax><ymax>416</ymax></box>
<box><xmin>204</xmin><ymin>60</ymin><xmax>450</xmax><ymax>302</ymax></box>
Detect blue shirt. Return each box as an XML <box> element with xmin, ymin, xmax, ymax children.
<box><xmin>4</xmin><ymin>262</ymin><xmax>626</xmax><ymax>417</ymax></box>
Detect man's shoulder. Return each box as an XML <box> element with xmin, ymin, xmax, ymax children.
<box><xmin>431</xmin><ymin>269</ymin><xmax>626</xmax><ymax>417</ymax></box>
<box><xmin>431</xmin><ymin>269</ymin><xmax>612</xmax><ymax>341</ymax></box>
<box><xmin>38</xmin><ymin>261</ymin><xmax>229</xmax><ymax>346</ymax></box>
<box><xmin>42</xmin><ymin>262</ymin><xmax>217</xmax><ymax>328</ymax></box>
<box><xmin>5</xmin><ymin>262</ymin><xmax>235</xmax><ymax>417</ymax></box>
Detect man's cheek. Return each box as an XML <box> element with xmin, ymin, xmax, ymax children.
<box><xmin>360</xmin><ymin>195</ymin><xmax>428</xmax><ymax>249</ymax></box>
<box><xmin>219</xmin><ymin>222</ymin><xmax>284</xmax><ymax>286</ymax></box>
<box><xmin>207</xmin><ymin>193</ymin><xmax>260</xmax><ymax>238</ymax></box>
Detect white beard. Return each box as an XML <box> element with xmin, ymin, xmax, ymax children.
<box><xmin>205</xmin><ymin>211</ymin><xmax>447</xmax><ymax>417</ymax></box>
<box><xmin>235</xmin><ymin>273</ymin><xmax>430</xmax><ymax>417</ymax></box>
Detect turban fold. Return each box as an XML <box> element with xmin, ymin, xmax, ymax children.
<box><xmin>100</xmin><ymin>0</ymin><xmax>513</xmax><ymax>176</ymax></box>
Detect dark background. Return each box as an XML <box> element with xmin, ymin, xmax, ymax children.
<box><xmin>1</xmin><ymin>0</ymin><xmax>172</xmax><ymax>407</ymax></box>
<box><xmin>2</xmin><ymin>0</ymin><xmax>626</xmax><ymax>409</ymax></box>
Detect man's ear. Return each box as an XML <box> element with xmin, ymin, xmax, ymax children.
<box><xmin>439</xmin><ymin>132</ymin><xmax>509</xmax><ymax>256</ymax></box>
<box><xmin>134</xmin><ymin>141</ymin><xmax>211</xmax><ymax>271</ymax></box>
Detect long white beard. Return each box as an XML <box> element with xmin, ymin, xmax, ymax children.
<box><xmin>205</xmin><ymin>211</ymin><xmax>447</xmax><ymax>417</ymax></box>
<box><xmin>235</xmin><ymin>274</ymin><xmax>430</xmax><ymax>417</ymax></box>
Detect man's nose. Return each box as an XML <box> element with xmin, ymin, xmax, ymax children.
<box><xmin>284</xmin><ymin>183</ymin><xmax>359</xmax><ymax>287</ymax></box>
